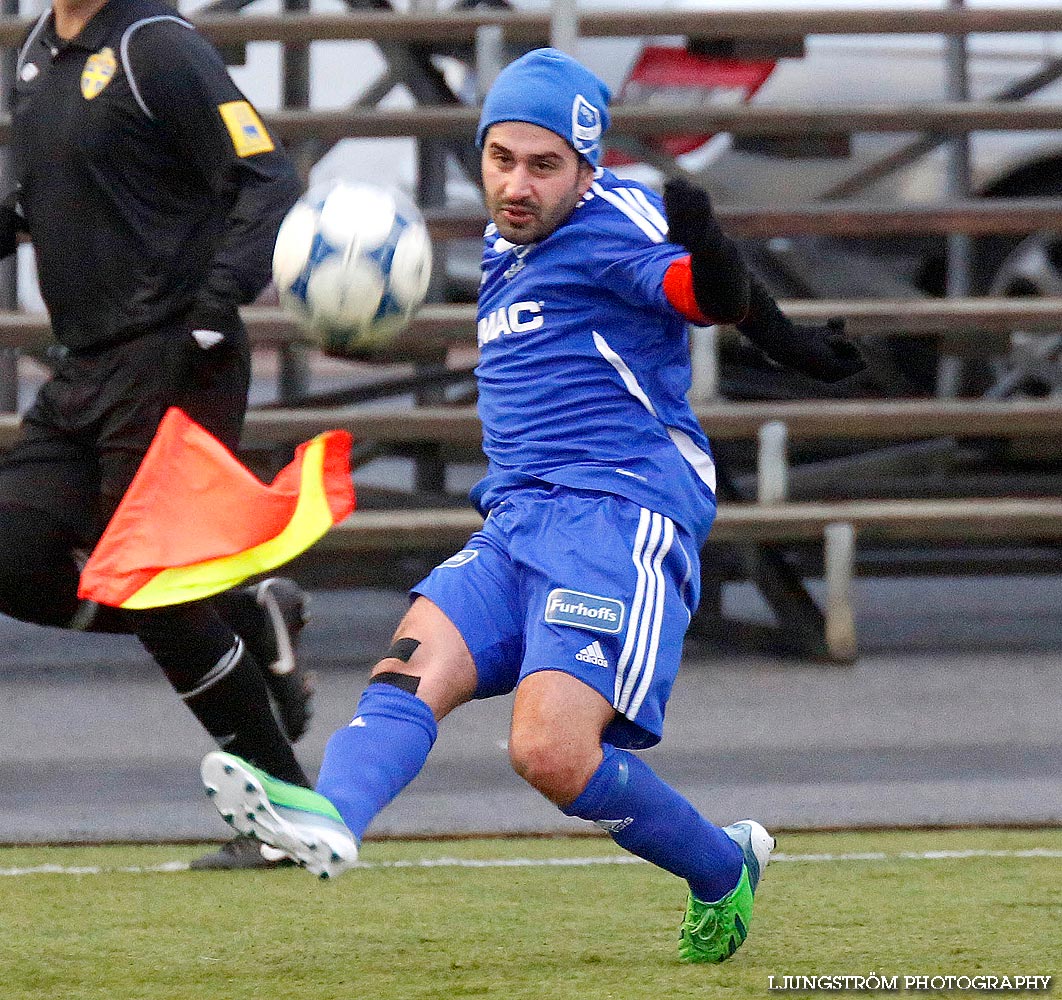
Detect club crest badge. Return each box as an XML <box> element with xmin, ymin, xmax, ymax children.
<box><xmin>503</xmin><ymin>243</ymin><xmax>533</xmax><ymax>280</ymax></box>
<box><xmin>571</xmin><ymin>94</ymin><xmax>602</xmax><ymax>159</ymax></box>
<box><xmin>81</xmin><ymin>47</ymin><xmax>117</xmax><ymax>100</ymax></box>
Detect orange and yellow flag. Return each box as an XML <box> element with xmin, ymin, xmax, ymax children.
<box><xmin>79</xmin><ymin>407</ymin><xmax>354</xmax><ymax>609</ymax></box>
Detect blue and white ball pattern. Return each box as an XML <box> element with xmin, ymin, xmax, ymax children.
<box><xmin>272</xmin><ymin>181</ymin><xmax>433</xmax><ymax>353</ymax></box>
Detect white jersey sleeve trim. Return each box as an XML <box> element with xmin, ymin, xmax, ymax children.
<box><xmin>120</xmin><ymin>15</ymin><xmax>195</xmax><ymax>120</ymax></box>
<box><xmin>594</xmin><ymin>331</ymin><xmax>718</xmax><ymax>495</ymax></box>
<box><xmin>591</xmin><ymin>182</ymin><xmax>668</xmax><ymax>244</ymax></box>
<box><xmin>668</xmin><ymin>427</ymin><xmax>718</xmax><ymax>494</ymax></box>
<box><xmin>628</xmin><ymin>186</ymin><xmax>670</xmax><ymax>236</ymax></box>
<box><xmin>592</xmin><ymin>331</ymin><xmax>658</xmax><ymax>416</ymax></box>
<box><xmin>615</xmin><ymin>186</ymin><xmax>670</xmax><ymax>240</ymax></box>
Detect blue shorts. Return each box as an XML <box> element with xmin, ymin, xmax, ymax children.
<box><xmin>412</xmin><ymin>484</ymin><xmax>703</xmax><ymax>749</ymax></box>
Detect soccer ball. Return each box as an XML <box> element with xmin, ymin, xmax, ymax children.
<box><xmin>272</xmin><ymin>181</ymin><xmax>433</xmax><ymax>354</ymax></box>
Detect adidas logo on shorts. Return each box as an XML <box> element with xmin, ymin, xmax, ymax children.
<box><xmin>575</xmin><ymin>641</ymin><xmax>609</xmax><ymax>668</ymax></box>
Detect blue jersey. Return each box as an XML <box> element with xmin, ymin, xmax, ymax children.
<box><xmin>472</xmin><ymin>169</ymin><xmax>717</xmax><ymax>544</ymax></box>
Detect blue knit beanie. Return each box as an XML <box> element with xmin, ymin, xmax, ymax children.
<box><xmin>476</xmin><ymin>48</ymin><xmax>612</xmax><ymax>167</ymax></box>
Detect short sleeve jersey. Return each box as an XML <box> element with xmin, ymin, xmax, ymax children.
<box><xmin>473</xmin><ymin>169</ymin><xmax>717</xmax><ymax>543</ymax></box>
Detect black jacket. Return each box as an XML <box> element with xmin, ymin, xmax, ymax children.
<box><xmin>7</xmin><ymin>0</ymin><xmax>301</xmax><ymax>350</ymax></box>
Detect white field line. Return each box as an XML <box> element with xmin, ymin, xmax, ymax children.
<box><xmin>0</xmin><ymin>848</ymin><xmax>1060</xmax><ymax>878</ymax></box>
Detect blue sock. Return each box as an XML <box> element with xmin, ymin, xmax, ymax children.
<box><xmin>315</xmin><ymin>683</ymin><xmax>438</xmax><ymax>841</ymax></box>
<box><xmin>564</xmin><ymin>744</ymin><xmax>743</xmax><ymax>902</ymax></box>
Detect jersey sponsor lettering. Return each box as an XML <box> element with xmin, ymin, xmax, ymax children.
<box><xmin>545</xmin><ymin>588</ymin><xmax>625</xmax><ymax>634</ymax></box>
<box><xmin>81</xmin><ymin>47</ymin><xmax>117</xmax><ymax>100</ymax></box>
<box><xmin>477</xmin><ymin>300</ymin><xmax>544</xmax><ymax>346</ymax></box>
<box><xmin>217</xmin><ymin>100</ymin><xmax>275</xmax><ymax>157</ymax></box>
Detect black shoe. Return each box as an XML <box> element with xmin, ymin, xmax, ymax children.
<box><xmin>248</xmin><ymin>578</ymin><xmax>315</xmax><ymax>743</ymax></box>
<box><xmin>189</xmin><ymin>834</ymin><xmax>296</xmax><ymax>870</ymax></box>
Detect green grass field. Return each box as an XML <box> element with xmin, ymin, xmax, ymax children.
<box><xmin>0</xmin><ymin>828</ymin><xmax>1058</xmax><ymax>1000</ymax></box>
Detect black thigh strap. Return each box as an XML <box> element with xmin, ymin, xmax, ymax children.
<box><xmin>370</xmin><ymin>671</ymin><xmax>420</xmax><ymax>695</ymax></box>
<box><xmin>385</xmin><ymin>637</ymin><xmax>420</xmax><ymax>663</ymax></box>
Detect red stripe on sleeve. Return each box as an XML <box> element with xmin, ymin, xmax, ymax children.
<box><xmin>662</xmin><ymin>255</ymin><xmax>711</xmax><ymax>325</ymax></box>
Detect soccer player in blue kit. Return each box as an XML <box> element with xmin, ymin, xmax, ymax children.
<box><xmin>202</xmin><ymin>49</ymin><xmax>864</xmax><ymax>962</ymax></box>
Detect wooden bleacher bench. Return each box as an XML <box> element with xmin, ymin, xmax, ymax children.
<box><xmin>235</xmin><ymin>396</ymin><xmax>1062</xmax><ymax>447</ymax></box>
<box><xmin>423</xmin><ymin>199</ymin><xmax>1062</xmax><ymax>241</ymax></box>
<box><xmin>0</xmin><ymin>6</ymin><xmax>1056</xmax><ymax>144</ymax></box>
<box><xmin>314</xmin><ymin>498</ymin><xmax>1062</xmax><ymax>664</ymax></box>
<box><xmin>2</xmin><ymin>396</ymin><xmax>1061</xmax><ymax>452</ymax></box>
<box><xmin>237</xmin><ymin>397</ymin><xmax>1062</xmax><ymax>664</ymax></box>
<box><xmin>3</xmin><ymin>397</ymin><xmax>1057</xmax><ymax>661</ymax></box>
<box><xmin>2</xmin><ymin>6</ymin><xmax>1059</xmax><ymax>51</ymax></box>
<box><xmin>316</xmin><ymin>497</ymin><xmax>1062</xmax><ymax>552</ymax></box>
<box><xmin>2</xmin><ymin>297</ymin><xmax>1060</xmax><ymax>361</ymax></box>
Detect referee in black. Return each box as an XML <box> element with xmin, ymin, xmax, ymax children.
<box><xmin>0</xmin><ymin>0</ymin><xmax>313</xmax><ymax>868</ymax></box>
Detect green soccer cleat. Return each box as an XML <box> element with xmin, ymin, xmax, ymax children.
<box><xmin>678</xmin><ymin>819</ymin><xmax>775</xmax><ymax>964</ymax></box>
<box><xmin>200</xmin><ymin>751</ymin><xmax>359</xmax><ymax>879</ymax></box>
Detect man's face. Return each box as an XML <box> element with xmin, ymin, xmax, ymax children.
<box><xmin>481</xmin><ymin>121</ymin><xmax>595</xmax><ymax>245</ymax></box>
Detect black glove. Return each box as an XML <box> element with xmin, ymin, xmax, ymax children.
<box><xmin>181</xmin><ymin>301</ymin><xmax>242</xmax><ymax>383</ymax></box>
<box><xmin>663</xmin><ymin>176</ymin><xmax>750</xmax><ymax>323</ymax></box>
<box><xmin>737</xmin><ymin>277</ymin><xmax>866</xmax><ymax>383</ymax></box>
<box><xmin>185</xmin><ymin>301</ymin><xmax>240</xmax><ymax>354</ymax></box>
